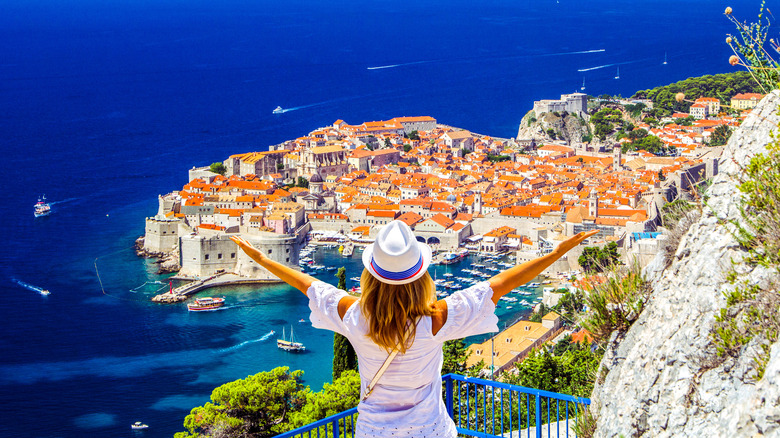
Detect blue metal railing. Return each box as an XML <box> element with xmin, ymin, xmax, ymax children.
<box><xmin>275</xmin><ymin>373</ymin><xmax>590</xmax><ymax>438</ymax></box>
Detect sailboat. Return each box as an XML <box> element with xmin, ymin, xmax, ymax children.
<box><xmin>663</xmin><ymin>52</ymin><xmax>668</xmax><ymax>65</ymax></box>
<box><xmin>580</xmin><ymin>77</ymin><xmax>586</xmax><ymax>91</ymax></box>
<box><xmin>614</xmin><ymin>67</ymin><xmax>620</xmax><ymax>79</ymax></box>
<box><xmin>277</xmin><ymin>326</ymin><xmax>306</xmax><ymax>352</ymax></box>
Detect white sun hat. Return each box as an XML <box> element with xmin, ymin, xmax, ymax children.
<box><xmin>362</xmin><ymin>220</ymin><xmax>432</xmax><ymax>285</ymax></box>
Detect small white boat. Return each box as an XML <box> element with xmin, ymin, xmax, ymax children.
<box><xmin>273</xmin><ymin>106</ymin><xmax>284</xmax><ymax>114</ymax></box>
<box><xmin>40</xmin><ymin>289</ymin><xmax>51</xmax><ymax>296</ymax></box>
<box><xmin>187</xmin><ymin>297</ymin><xmax>225</xmax><ymax>312</ymax></box>
<box><xmin>614</xmin><ymin>66</ymin><xmax>620</xmax><ymax>79</ymax></box>
<box><xmin>277</xmin><ymin>326</ymin><xmax>306</xmax><ymax>352</ymax></box>
<box><xmin>131</xmin><ymin>421</ymin><xmax>149</xmax><ymax>430</ymax></box>
<box><xmin>34</xmin><ymin>195</ymin><xmax>51</xmax><ymax>218</ymax></box>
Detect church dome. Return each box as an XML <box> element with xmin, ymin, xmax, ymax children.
<box><xmin>446</xmin><ymin>194</ymin><xmax>457</xmax><ymax>203</ymax></box>
<box><xmin>309</xmin><ymin>173</ymin><xmax>323</xmax><ymax>183</ymax></box>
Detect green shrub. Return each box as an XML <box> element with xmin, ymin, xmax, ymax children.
<box><xmin>712</xmin><ymin>118</ymin><xmax>780</xmax><ymax>379</ymax></box>
<box><xmin>582</xmin><ymin>262</ymin><xmax>652</xmax><ymax>341</ymax></box>
<box><xmin>725</xmin><ymin>2</ymin><xmax>780</xmax><ymax>93</ymax></box>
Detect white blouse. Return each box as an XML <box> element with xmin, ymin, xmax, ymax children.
<box><xmin>307</xmin><ymin>281</ymin><xmax>499</xmax><ymax>437</ymax></box>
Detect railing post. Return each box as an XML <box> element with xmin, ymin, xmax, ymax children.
<box><xmin>535</xmin><ymin>395</ymin><xmax>542</xmax><ymax>438</ymax></box>
<box><xmin>445</xmin><ymin>375</ymin><xmax>454</xmax><ymax>419</ymax></box>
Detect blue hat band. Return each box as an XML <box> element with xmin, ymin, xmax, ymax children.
<box><xmin>370</xmin><ymin>254</ymin><xmax>424</xmax><ymax>281</ymax></box>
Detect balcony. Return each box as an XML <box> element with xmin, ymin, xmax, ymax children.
<box><xmin>274</xmin><ymin>373</ymin><xmax>590</xmax><ymax>438</ymax></box>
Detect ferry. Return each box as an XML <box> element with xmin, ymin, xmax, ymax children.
<box><xmin>277</xmin><ymin>326</ymin><xmax>306</xmax><ymax>352</ymax></box>
<box><xmin>34</xmin><ymin>195</ymin><xmax>51</xmax><ymax>218</ymax></box>
<box><xmin>131</xmin><ymin>422</ymin><xmax>149</xmax><ymax>430</ymax></box>
<box><xmin>272</xmin><ymin>106</ymin><xmax>284</xmax><ymax>114</ymax></box>
<box><xmin>187</xmin><ymin>297</ymin><xmax>225</xmax><ymax>312</ymax></box>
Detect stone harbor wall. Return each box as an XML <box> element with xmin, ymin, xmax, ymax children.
<box><xmin>589</xmin><ymin>91</ymin><xmax>780</xmax><ymax>437</ymax></box>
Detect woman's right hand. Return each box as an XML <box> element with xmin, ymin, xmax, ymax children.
<box><xmin>230</xmin><ymin>236</ymin><xmax>265</xmax><ymax>263</ymax></box>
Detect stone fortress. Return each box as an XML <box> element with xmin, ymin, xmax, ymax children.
<box><xmin>532</xmin><ymin>92</ymin><xmax>588</xmax><ymax>117</ymax></box>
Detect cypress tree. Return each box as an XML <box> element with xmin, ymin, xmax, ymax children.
<box><xmin>333</xmin><ymin>267</ymin><xmax>358</xmax><ymax>380</ymax></box>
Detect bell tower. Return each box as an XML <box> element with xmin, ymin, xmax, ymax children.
<box><xmin>613</xmin><ymin>145</ymin><xmax>622</xmax><ymax>170</ymax></box>
<box><xmin>588</xmin><ymin>191</ymin><xmax>599</xmax><ymax>218</ymax></box>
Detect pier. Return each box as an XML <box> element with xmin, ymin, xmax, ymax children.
<box><xmin>151</xmin><ymin>272</ymin><xmax>281</xmax><ymax>303</ymax></box>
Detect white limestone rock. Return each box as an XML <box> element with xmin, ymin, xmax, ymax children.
<box><xmin>589</xmin><ymin>91</ymin><xmax>780</xmax><ymax>437</ymax></box>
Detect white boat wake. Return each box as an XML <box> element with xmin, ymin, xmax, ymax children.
<box><xmin>577</xmin><ymin>63</ymin><xmax>615</xmax><ymax>72</ymax></box>
<box><xmin>367</xmin><ymin>49</ymin><xmax>605</xmax><ymax>71</ymax></box>
<box><xmin>577</xmin><ymin>59</ymin><xmax>640</xmax><ymax>72</ymax></box>
<box><xmin>554</xmin><ymin>48</ymin><xmax>606</xmax><ymax>56</ymax></box>
<box><xmin>13</xmin><ymin>278</ymin><xmax>50</xmax><ymax>296</ymax></box>
<box><xmin>220</xmin><ymin>331</ymin><xmax>276</xmax><ymax>352</ymax></box>
<box><xmin>48</xmin><ymin>197</ymin><xmax>79</xmax><ymax>206</ymax></box>
<box><xmin>367</xmin><ymin>60</ymin><xmax>435</xmax><ymax>70</ymax></box>
<box><xmin>129</xmin><ymin>280</ymin><xmax>165</xmax><ymax>292</ymax></box>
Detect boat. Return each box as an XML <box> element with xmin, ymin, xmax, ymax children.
<box><xmin>341</xmin><ymin>242</ymin><xmax>354</xmax><ymax>257</ymax></box>
<box><xmin>277</xmin><ymin>326</ymin><xmax>306</xmax><ymax>352</ymax></box>
<box><xmin>614</xmin><ymin>66</ymin><xmax>620</xmax><ymax>79</ymax></box>
<box><xmin>40</xmin><ymin>289</ymin><xmax>51</xmax><ymax>296</ymax></box>
<box><xmin>580</xmin><ymin>77</ymin><xmax>586</xmax><ymax>91</ymax></box>
<box><xmin>272</xmin><ymin>106</ymin><xmax>284</xmax><ymax>114</ymax></box>
<box><xmin>663</xmin><ymin>52</ymin><xmax>668</xmax><ymax>65</ymax></box>
<box><xmin>131</xmin><ymin>422</ymin><xmax>149</xmax><ymax>430</ymax></box>
<box><xmin>34</xmin><ymin>195</ymin><xmax>51</xmax><ymax>218</ymax></box>
<box><xmin>186</xmin><ymin>296</ymin><xmax>225</xmax><ymax>312</ymax></box>
<box><xmin>440</xmin><ymin>252</ymin><xmax>465</xmax><ymax>265</ymax></box>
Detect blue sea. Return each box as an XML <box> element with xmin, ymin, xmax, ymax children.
<box><xmin>0</xmin><ymin>0</ymin><xmax>753</xmax><ymax>435</ymax></box>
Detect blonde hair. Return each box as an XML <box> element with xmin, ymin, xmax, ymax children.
<box><xmin>359</xmin><ymin>269</ymin><xmax>436</xmax><ymax>353</ymax></box>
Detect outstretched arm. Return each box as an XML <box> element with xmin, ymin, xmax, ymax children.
<box><xmin>488</xmin><ymin>230</ymin><xmax>598</xmax><ymax>304</ymax></box>
<box><xmin>230</xmin><ymin>236</ymin><xmax>317</xmax><ymax>295</ymax></box>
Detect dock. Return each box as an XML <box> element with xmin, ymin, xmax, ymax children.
<box><xmin>151</xmin><ymin>272</ymin><xmax>281</xmax><ymax>303</ymax></box>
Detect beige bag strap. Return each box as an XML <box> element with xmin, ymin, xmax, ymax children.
<box><xmin>362</xmin><ymin>320</ymin><xmax>416</xmax><ymax>402</ymax></box>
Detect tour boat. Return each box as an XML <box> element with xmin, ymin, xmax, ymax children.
<box><xmin>440</xmin><ymin>252</ymin><xmax>465</xmax><ymax>265</ymax></box>
<box><xmin>615</xmin><ymin>66</ymin><xmax>620</xmax><ymax>79</ymax></box>
<box><xmin>34</xmin><ymin>195</ymin><xmax>51</xmax><ymax>218</ymax></box>
<box><xmin>273</xmin><ymin>106</ymin><xmax>284</xmax><ymax>114</ymax></box>
<box><xmin>131</xmin><ymin>422</ymin><xmax>149</xmax><ymax>430</ymax></box>
<box><xmin>277</xmin><ymin>326</ymin><xmax>306</xmax><ymax>352</ymax></box>
<box><xmin>341</xmin><ymin>242</ymin><xmax>354</xmax><ymax>257</ymax></box>
<box><xmin>186</xmin><ymin>296</ymin><xmax>225</xmax><ymax>312</ymax></box>
<box><xmin>40</xmin><ymin>289</ymin><xmax>51</xmax><ymax>296</ymax></box>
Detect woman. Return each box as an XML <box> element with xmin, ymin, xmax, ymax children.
<box><xmin>232</xmin><ymin>221</ymin><xmax>597</xmax><ymax>437</ymax></box>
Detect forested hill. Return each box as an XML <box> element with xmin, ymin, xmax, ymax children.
<box><xmin>632</xmin><ymin>71</ymin><xmax>764</xmax><ymax>114</ymax></box>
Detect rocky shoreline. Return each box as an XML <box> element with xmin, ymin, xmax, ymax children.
<box><xmin>134</xmin><ymin>236</ymin><xmax>180</xmax><ymax>274</ymax></box>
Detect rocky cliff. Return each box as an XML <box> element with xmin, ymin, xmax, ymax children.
<box><xmin>516</xmin><ymin>110</ymin><xmax>589</xmax><ymax>145</ymax></box>
<box><xmin>589</xmin><ymin>91</ymin><xmax>780</xmax><ymax>437</ymax></box>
